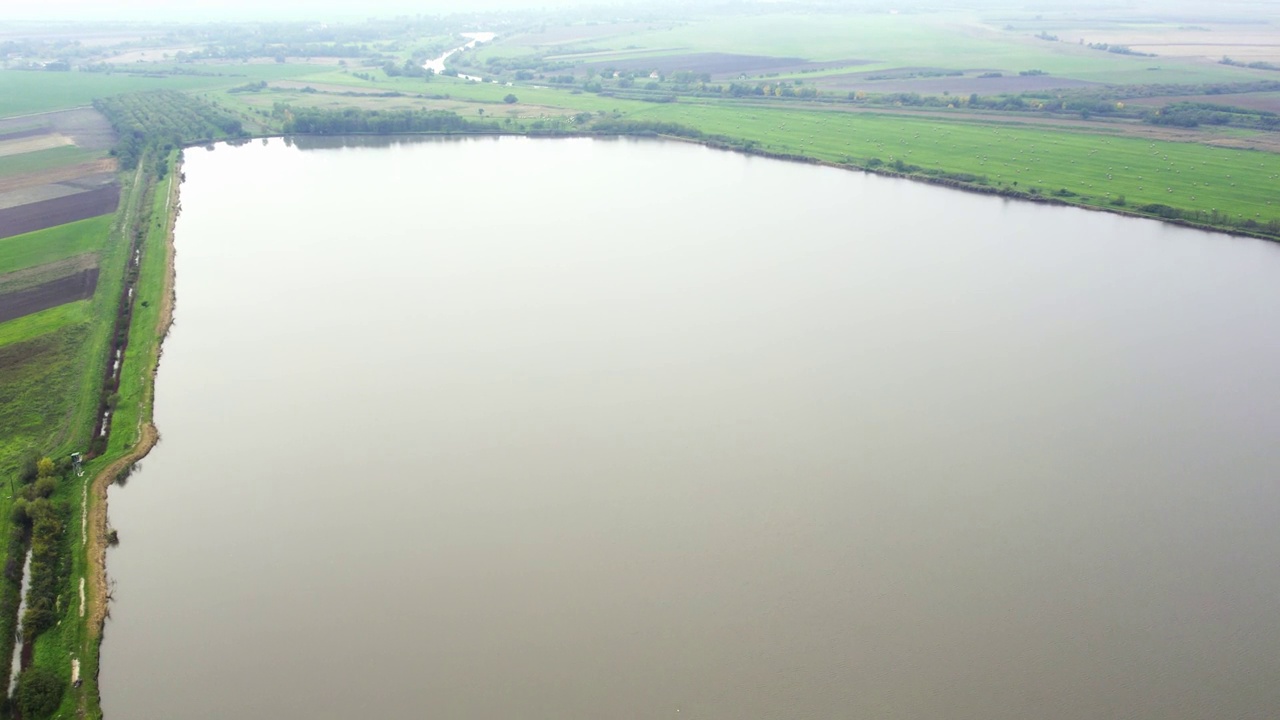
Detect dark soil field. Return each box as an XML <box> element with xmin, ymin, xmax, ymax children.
<box><xmin>0</xmin><ymin>127</ymin><xmax>49</xmax><ymax>143</ymax></box>
<box><xmin>584</xmin><ymin>53</ymin><xmax>869</xmax><ymax>78</ymax></box>
<box><xmin>0</xmin><ymin>267</ymin><xmax>97</xmax><ymax>323</ymax></box>
<box><xmin>0</xmin><ymin>185</ymin><xmax>119</xmax><ymax>239</ymax></box>
<box><xmin>0</xmin><ymin>253</ymin><xmax>97</xmax><ymax>293</ymax></box>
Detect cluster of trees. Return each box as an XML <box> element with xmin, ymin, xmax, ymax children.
<box><xmin>478</xmin><ymin>53</ymin><xmax>570</xmax><ymax>78</ymax></box>
<box><xmin>725</xmin><ymin>81</ymin><xmax>819</xmax><ymax>98</ymax></box>
<box><xmin>1221</xmin><ymin>57</ymin><xmax>1280</xmax><ymax>72</ymax></box>
<box><xmin>15</xmin><ymin>666</ymin><xmax>63</xmax><ymax>720</ymax></box>
<box><xmin>380</xmin><ymin>58</ymin><xmax>432</xmax><ymax>78</ymax></box>
<box><xmin>11</xmin><ymin>457</ymin><xmax>70</xmax><ymax>645</ymax></box>
<box><xmin>864</xmin><ymin>69</ymin><xmax>963</xmax><ymax>81</ymax></box>
<box><xmin>95</xmin><ymin>90</ymin><xmax>247</xmax><ymax>171</ymax></box>
<box><xmin>227</xmin><ymin>81</ymin><xmax>269</xmax><ymax>93</ymax></box>
<box><xmin>1143</xmin><ymin>102</ymin><xmax>1280</xmax><ymax>129</ymax></box>
<box><xmin>865</xmin><ymin>157</ymin><xmax>989</xmax><ymax>184</ymax></box>
<box><xmin>588</xmin><ymin>118</ymin><xmax>706</xmax><ymax>139</ymax></box>
<box><xmin>278</xmin><ymin>106</ymin><xmax>499</xmax><ymax>134</ymax></box>
<box><xmin>0</xmin><ymin>37</ymin><xmax>97</xmax><ymax>65</ymax></box>
<box><xmin>1086</xmin><ymin>43</ymin><xmax>1155</xmax><ymax>57</ymax></box>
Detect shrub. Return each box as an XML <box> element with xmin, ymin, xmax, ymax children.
<box><xmin>17</xmin><ymin>666</ymin><xmax>64</xmax><ymax>720</ymax></box>
<box><xmin>33</xmin><ymin>477</ymin><xmax>57</xmax><ymax>499</ymax></box>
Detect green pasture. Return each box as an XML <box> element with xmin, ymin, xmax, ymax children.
<box><xmin>0</xmin><ymin>215</ymin><xmax>113</xmax><ymax>276</ymax></box>
<box><xmin>0</xmin><ymin>302</ymin><xmax>91</xmax><ymax>347</ymax></box>
<box><xmin>0</xmin><ymin>326</ymin><xmax>86</xmax><ymax>478</ymax></box>
<box><xmin>628</xmin><ymin>100</ymin><xmax>1280</xmax><ymax>223</ymax></box>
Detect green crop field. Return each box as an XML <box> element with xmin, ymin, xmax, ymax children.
<box><xmin>0</xmin><ymin>302</ymin><xmax>91</xmax><ymax>348</ymax></box>
<box><xmin>0</xmin><ymin>324</ymin><xmax>87</xmax><ymax>476</ymax></box>
<box><xmin>0</xmin><ymin>215</ymin><xmax>113</xmax><ymax>275</ymax></box>
<box><xmin>631</xmin><ymin>101</ymin><xmax>1280</xmax><ymax>222</ymax></box>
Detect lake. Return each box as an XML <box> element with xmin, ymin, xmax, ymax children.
<box><xmin>101</xmin><ymin>136</ymin><xmax>1280</xmax><ymax>720</ymax></box>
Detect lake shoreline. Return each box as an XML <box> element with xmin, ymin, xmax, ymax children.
<box><xmin>80</xmin><ymin>153</ymin><xmax>180</xmax><ymax>718</ymax></box>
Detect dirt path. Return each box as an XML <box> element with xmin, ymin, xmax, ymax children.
<box><xmin>85</xmin><ymin>422</ymin><xmax>157</xmax><ymax>640</ymax></box>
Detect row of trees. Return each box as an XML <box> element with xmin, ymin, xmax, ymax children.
<box><xmin>1144</xmin><ymin>101</ymin><xmax>1280</xmax><ymax>129</ymax></box>
<box><xmin>1220</xmin><ymin>57</ymin><xmax>1280</xmax><ymax>72</ymax></box>
<box><xmin>278</xmin><ymin>106</ymin><xmax>499</xmax><ymax>134</ymax></box>
<box><xmin>95</xmin><ymin>90</ymin><xmax>248</xmax><ymax>170</ymax></box>
<box><xmin>1</xmin><ymin>457</ymin><xmax>71</xmax><ymax>718</ymax></box>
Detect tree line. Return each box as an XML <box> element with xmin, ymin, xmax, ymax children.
<box><xmin>278</xmin><ymin>106</ymin><xmax>499</xmax><ymax>134</ymax></box>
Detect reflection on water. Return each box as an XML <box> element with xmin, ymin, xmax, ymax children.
<box><xmin>102</xmin><ymin>136</ymin><xmax>1280</xmax><ymax>720</ymax></box>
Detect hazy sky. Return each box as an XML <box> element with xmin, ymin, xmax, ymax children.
<box><xmin>6</xmin><ymin>0</ymin><xmax>606</xmax><ymax>22</ymax></box>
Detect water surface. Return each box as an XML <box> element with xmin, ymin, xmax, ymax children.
<box><xmin>102</xmin><ymin>136</ymin><xmax>1280</xmax><ymax>720</ymax></box>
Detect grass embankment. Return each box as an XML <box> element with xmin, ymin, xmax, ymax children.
<box><xmin>63</xmin><ymin>151</ymin><xmax>177</xmax><ymax>720</ymax></box>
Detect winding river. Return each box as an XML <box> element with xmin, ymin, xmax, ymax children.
<box><xmin>101</xmin><ymin>136</ymin><xmax>1280</xmax><ymax>720</ymax></box>
<box><xmin>423</xmin><ymin>32</ymin><xmax>497</xmax><ymax>83</ymax></box>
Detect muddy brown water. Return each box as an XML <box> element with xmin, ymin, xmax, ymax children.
<box><xmin>101</xmin><ymin>136</ymin><xmax>1280</xmax><ymax>720</ymax></box>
